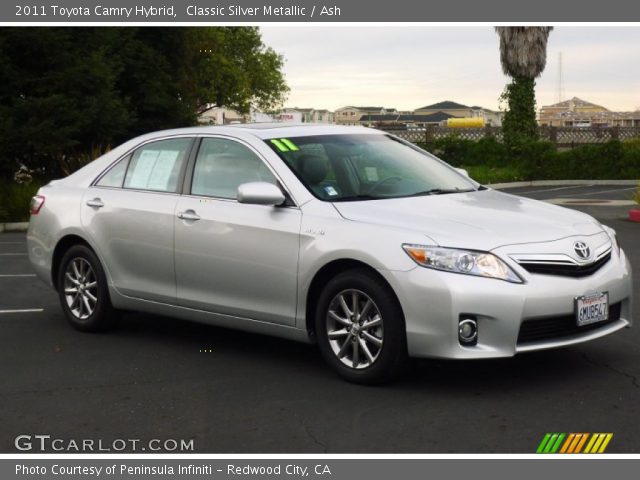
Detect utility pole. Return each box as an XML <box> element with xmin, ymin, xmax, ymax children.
<box><xmin>556</xmin><ymin>52</ymin><xmax>565</xmax><ymax>104</ymax></box>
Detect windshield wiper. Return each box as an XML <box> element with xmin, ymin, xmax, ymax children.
<box><xmin>409</xmin><ymin>188</ymin><xmax>477</xmax><ymax>197</ymax></box>
<box><xmin>332</xmin><ymin>188</ymin><xmax>477</xmax><ymax>201</ymax></box>
<box><xmin>331</xmin><ymin>194</ymin><xmax>385</xmax><ymax>202</ymax></box>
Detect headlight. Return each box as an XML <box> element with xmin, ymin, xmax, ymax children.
<box><xmin>402</xmin><ymin>244</ymin><xmax>523</xmax><ymax>283</ymax></box>
<box><xmin>601</xmin><ymin>224</ymin><xmax>620</xmax><ymax>254</ymax></box>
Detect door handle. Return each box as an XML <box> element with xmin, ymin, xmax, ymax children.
<box><xmin>86</xmin><ymin>198</ymin><xmax>104</xmax><ymax>208</ymax></box>
<box><xmin>177</xmin><ymin>210</ymin><xmax>201</xmax><ymax>221</ymax></box>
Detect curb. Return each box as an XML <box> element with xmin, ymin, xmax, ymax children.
<box><xmin>0</xmin><ymin>222</ymin><xmax>29</xmax><ymax>233</ymax></box>
<box><xmin>487</xmin><ymin>179</ymin><xmax>640</xmax><ymax>189</ymax></box>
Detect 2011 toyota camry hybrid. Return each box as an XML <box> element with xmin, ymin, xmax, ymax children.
<box><xmin>27</xmin><ymin>124</ymin><xmax>633</xmax><ymax>383</ymax></box>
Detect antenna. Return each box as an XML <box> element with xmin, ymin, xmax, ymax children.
<box><xmin>556</xmin><ymin>52</ymin><xmax>565</xmax><ymax>103</ymax></box>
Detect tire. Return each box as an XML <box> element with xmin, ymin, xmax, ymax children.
<box><xmin>315</xmin><ymin>268</ymin><xmax>407</xmax><ymax>384</ymax></box>
<box><xmin>57</xmin><ymin>244</ymin><xmax>118</xmax><ymax>332</ymax></box>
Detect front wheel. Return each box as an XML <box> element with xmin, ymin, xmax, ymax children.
<box><xmin>315</xmin><ymin>269</ymin><xmax>407</xmax><ymax>384</ymax></box>
<box><xmin>57</xmin><ymin>244</ymin><xmax>118</xmax><ymax>332</ymax></box>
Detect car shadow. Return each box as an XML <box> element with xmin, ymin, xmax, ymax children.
<box><xmin>112</xmin><ymin>311</ymin><xmax>609</xmax><ymax>394</ymax></box>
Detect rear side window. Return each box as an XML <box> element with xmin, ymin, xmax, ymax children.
<box><xmin>191</xmin><ymin>138</ymin><xmax>277</xmax><ymax>199</ymax></box>
<box><xmin>96</xmin><ymin>157</ymin><xmax>129</xmax><ymax>188</ymax></box>
<box><xmin>123</xmin><ymin>138</ymin><xmax>191</xmax><ymax>193</ymax></box>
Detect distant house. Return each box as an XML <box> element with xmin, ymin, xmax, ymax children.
<box><xmin>359</xmin><ymin>112</ymin><xmax>455</xmax><ymax>128</ymax></box>
<box><xmin>538</xmin><ymin>97</ymin><xmax>640</xmax><ymax>127</ymax></box>
<box><xmin>251</xmin><ymin>108</ymin><xmax>277</xmax><ymax>123</ymax></box>
<box><xmin>415</xmin><ymin>101</ymin><xmax>474</xmax><ymax>117</ymax></box>
<box><xmin>198</xmin><ymin>105</ymin><xmax>245</xmax><ymax>125</ymax></box>
<box><xmin>539</xmin><ymin>97</ymin><xmax>607</xmax><ymax>121</ymax></box>
<box><xmin>415</xmin><ymin>101</ymin><xmax>503</xmax><ymax>126</ymax></box>
<box><xmin>278</xmin><ymin>108</ymin><xmax>305</xmax><ymax>123</ymax></box>
<box><xmin>335</xmin><ymin>106</ymin><xmax>398</xmax><ymax>125</ymax></box>
<box><xmin>281</xmin><ymin>107</ymin><xmax>335</xmax><ymax>123</ymax></box>
<box><xmin>311</xmin><ymin>109</ymin><xmax>335</xmax><ymax>123</ymax></box>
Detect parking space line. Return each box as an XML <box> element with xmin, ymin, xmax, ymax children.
<box><xmin>555</xmin><ymin>187</ymin><xmax>636</xmax><ymax>198</ymax></box>
<box><xmin>0</xmin><ymin>253</ymin><xmax>27</xmax><ymax>256</ymax></box>
<box><xmin>0</xmin><ymin>274</ymin><xmax>36</xmax><ymax>277</ymax></box>
<box><xmin>515</xmin><ymin>185</ymin><xmax>594</xmax><ymax>195</ymax></box>
<box><xmin>0</xmin><ymin>309</ymin><xmax>44</xmax><ymax>314</ymax></box>
<box><xmin>0</xmin><ymin>242</ymin><xmax>25</xmax><ymax>245</ymax></box>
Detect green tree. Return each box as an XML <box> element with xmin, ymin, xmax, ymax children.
<box><xmin>0</xmin><ymin>27</ymin><xmax>289</xmax><ymax>179</ymax></box>
<box><xmin>0</xmin><ymin>28</ymin><xmax>131</xmax><ymax>177</ymax></box>
<box><xmin>495</xmin><ymin>27</ymin><xmax>553</xmax><ymax>147</ymax></box>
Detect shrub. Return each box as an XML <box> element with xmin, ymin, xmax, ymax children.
<box><xmin>632</xmin><ymin>182</ymin><xmax>640</xmax><ymax>206</ymax></box>
<box><xmin>420</xmin><ymin>136</ymin><xmax>508</xmax><ymax>168</ymax></box>
<box><xmin>0</xmin><ymin>178</ymin><xmax>42</xmax><ymax>222</ymax></box>
<box><xmin>420</xmin><ymin>137</ymin><xmax>640</xmax><ymax>182</ymax></box>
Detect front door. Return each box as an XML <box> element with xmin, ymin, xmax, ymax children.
<box><xmin>174</xmin><ymin>137</ymin><xmax>301</xmax><ymax>326</ymax></box>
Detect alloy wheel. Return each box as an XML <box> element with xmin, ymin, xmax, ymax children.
<box><xmin>63</xmin><ymin>258</ymin><xmax>98</xmax><ymax>320</ymax></box>
<box><xmin>325</xmin><ymin>289</ymin><xmax>384</xmax><ymax>369</ymax></box>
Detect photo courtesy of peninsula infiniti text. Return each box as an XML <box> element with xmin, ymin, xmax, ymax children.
<box><xmin>27</xmin><ymin>124</ymin><xmax>633</xmax><ymax>383</ymax></box>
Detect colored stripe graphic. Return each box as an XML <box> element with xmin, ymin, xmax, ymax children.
<box><xmin>597</xmin><ymin>434</ymin><xmax>613</xmax><ymax>453</ymax></box>
<box><xmin>585</xmin><ymin>433</ymin><xmax>613</xmax><ymax>453</ymax></box>
<box><xmin>270</xmin><ymin>139</ymin><xmax>289</xmax><ymax>152</ymax></box>
<box><xmin>573</xmin><ymin>433</ymin><xmax>589</xmax><ymax>453</ymax></box>
<box><xmin>559</xmin><ymin>433</ymin><xmax>575</xmax><ymax>453</ymax></box>
<box><xmin>536</xmin><ymin>433</ymin><xmax>552</xmax><ymax>453</ymax></box>
<box><xmin>537</xmin><ymin>433</ymin><xmax>613</xmax><ymax>453</ymax></box>
<box><xmin>584</xmin><ymin>434</ymin><xmax>599</xmax><ymax>453</ymax></box>
<box><xmin>536</xmin><ymin>433</ymin><xmax>565</xmax><ymax>453</ymax></box>
<box><xmin>280</xmin><ymin>138</ymin><xmax>300</xmax><ymax>151</ymax></box>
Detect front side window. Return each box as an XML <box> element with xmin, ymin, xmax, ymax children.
<box><xmin>191</xmin><ymin>138</ymin><xmax>277</xmax><ymax>199</ymax></box>
<box><xmin>123</xmin><ymin>138</ymin><xmax>191</xmax><ymax>193</ymax></box>
<box><xmin>266</xmin><ymin>134</ymin><xmax>477</xmax><ymax>201</ymax></box>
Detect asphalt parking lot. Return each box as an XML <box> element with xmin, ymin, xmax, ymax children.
<box><xmin>1</xmin><ymin>184</ymin><xmax>638</xmax><ymax>453</ymax></box>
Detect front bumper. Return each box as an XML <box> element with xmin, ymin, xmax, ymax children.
<box><xmin>379</xmin><ymin>247</ymin><xmax>633</xmax><ymax>359</ymax></box>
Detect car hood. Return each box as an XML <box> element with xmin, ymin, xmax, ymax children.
<box><xmin>332</xmin><ymin>189</ymin><xmax>603</xmax><ymax>251</ymax></box>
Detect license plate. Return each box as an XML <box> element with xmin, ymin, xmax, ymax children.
<box><xmin>575</xmin><ymin>292</ymin><xmax>609</xmax><ymax>326</ymax></box>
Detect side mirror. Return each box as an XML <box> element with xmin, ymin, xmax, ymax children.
<box><xmin>456</xmin><ymin>168</ymin><xmax>470</xmax><ymax>177</ymax></box>
<box><xmin>237</xmin><ymin>182</ymin><xmax>286</xmax><ymax>206</ymax></box>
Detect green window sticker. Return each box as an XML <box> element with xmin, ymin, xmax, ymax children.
<box><xmin>270</xmin><ymin>139</ymin><xmax>289</xmax><ymax>152</ymax></box>
<box><xmin>280</xmin><ymin>138</ymin><xmax>300</xmax><ymax>151</ymax></box>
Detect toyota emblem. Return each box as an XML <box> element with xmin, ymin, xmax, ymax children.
<box><xmin>573</xmin><ymin>241</ymin><xmax>591</xmax><ymax>260</ymax></box>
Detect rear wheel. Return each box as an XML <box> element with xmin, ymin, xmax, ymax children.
<box><xmin>315</xmin><ymin>269</ymin><xmax>407</xmax><ymax>384</ymax></box>
<box><xmin>57</xmin><ymin>244</ymin><xmax>118</xmax><ymax>332</ymax></box>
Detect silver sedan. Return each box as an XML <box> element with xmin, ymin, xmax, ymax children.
<box><xmin>27</xmin><ymin>124</ymin><xmax>633</xmax><ymax>383</ymax></box>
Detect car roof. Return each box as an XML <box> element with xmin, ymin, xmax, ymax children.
<box><xmin>144</xmin><ymin>123</ymin><xmax>382</xmax><ymax>140</ymax></box>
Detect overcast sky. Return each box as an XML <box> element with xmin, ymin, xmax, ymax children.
<box><xmin>260</xmin><ymin>26</ymin><xmax>640</xmax><ymax>112</ymax></box>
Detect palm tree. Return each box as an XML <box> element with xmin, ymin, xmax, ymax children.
<box><xmin>495</xmin><ymin>27</ymin><xmax>553</xmax><ymax>146</ymax></box>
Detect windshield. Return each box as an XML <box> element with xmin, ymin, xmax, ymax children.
<box><xmin>265</xmin><ymin>134</ymin><xmax>477</xmax><ymax>201</ymax></box>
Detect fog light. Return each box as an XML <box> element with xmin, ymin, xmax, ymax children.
<box><xmin>458</xmin><ymin>318</ymin><xmax>478</xmax><ymax>345</ymax></box>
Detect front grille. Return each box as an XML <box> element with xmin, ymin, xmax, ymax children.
<box><xmin>518</xmin><ymin>252</ymin><xmax>611</xmax><ymax>278</ymax></box>
<box><xmin>517</xmin><ymin>302</ymin><xmax>622</xmax><ymax>345</ymax></box>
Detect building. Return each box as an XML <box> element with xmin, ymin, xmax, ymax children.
<box><xmin>415</xmin><ymin>100</ymin><xmax>475</xmax><ymax>118</ymax></box>
<box><xmin>539</xmin><ymin>97</ymin><xmax>640</xmax><ymax>127</ymax></box>
<box><xmin>310</xmin><ymin>109</ymin><xmax>335</xmax><ymax>123</ymax></box>
<box><xmin>198</xmin><ymin>105</ymin><xmax>245</xmax><ymax>125</ymax></box>
<box><xmin>280</xmin><ymin>108</ymin><xmax>335</xmax><ymax>123</ymax></box>
<box><xmin>334</xmin><ymin>106</ymin><xmax>397</xmax><ymax>125</ymax></box>
<box><xmin>250</xmin><ymin>108</ymin><xmax>277</xmax><ymax>123</ymax></box>
<box><xmin>359</xmin><ymin>112</ymin><xmax>455</xmax><ymax>128</ymax></box>
<box><xmin>415</xmin><ymin>101</ymin><xmax>503</xmax><ymax>126</ymax></box>
<box><xmin>277</xmin><ymin>108</ymin><xmax>304</xmax><ymax>123</ymax></box>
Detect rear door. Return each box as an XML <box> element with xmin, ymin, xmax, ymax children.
<box><xmin>174</xmin><ymin>136</ymin><xmax>301</xmax><ymax>326</ymax></box>
<box><xmin>82</xmin><ymin>137</ymin><xmax>194</xmax><ymax>304</ymax></box>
